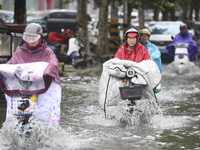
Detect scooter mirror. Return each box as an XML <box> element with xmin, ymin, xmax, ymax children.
<box><xmin>112</xmin><ymin>40</ymin><xmax>120</xmax><ymax>48</ymax></box>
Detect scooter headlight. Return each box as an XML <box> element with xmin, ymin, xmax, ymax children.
<box><xmin>127</xmin><ymin>68</ymin><xmax>135</xmax><ymax>78</ymax></box>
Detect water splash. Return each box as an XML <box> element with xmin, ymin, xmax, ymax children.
<box><xmin>129</xmin><ymin>99</ymin><xmax>162</xmax><ymax>126</ymax></box>
<box><xmin>0</xmin><ymin>119</ymin><xmax>87</xmax><ymax>150</ymax></box>
<box><xmin>165</xmin><ymin>61</ymin><xmax>200</xmax><ymax>75</ymax></box>
<box><xmin>102</xmin><ymin>99</ymin><xmax>162</xmax><ymax>128</ymax></box>
<box><xmin>150</xmin><ymin>115</ymin><xmax>193</xmax><ymax>130</ymax></box>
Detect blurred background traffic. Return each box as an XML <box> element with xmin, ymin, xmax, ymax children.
<box><xmin>0</xmin><ymin>0</ymin><xmax>199</xmax><ymax>64</ymax></box>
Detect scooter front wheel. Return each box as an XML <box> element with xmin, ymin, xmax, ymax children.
<box><xmin>72</xmin><ymin>57</ymin><xmax>79</xmax><ymax>69</ymax></box>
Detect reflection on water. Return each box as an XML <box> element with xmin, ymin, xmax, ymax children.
<box><xmin>0</xmin><ymin>62</ymin><xmax>200</xmax><ymax>150</ymax></box>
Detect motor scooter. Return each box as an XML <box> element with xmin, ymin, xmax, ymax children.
<box><xmin>167</xmin><ymin>42</ymin><xmax>198</xmax><ymax>74</ymax></box>
<box><xmin>166</xmin><ymin>35</ymin><xmax>199</xmax><ymax>74</ymax></box>
<box><xmin>0</xmin><ymin>62</ymin><xmax>61</xmax><ymax>137</ymax></box>
<box><xmin>46</xmin><ymin>29</ymin><xmax>87</xmax><ymax>69</ymax></box>
<box><xmin>173</xmin><ymin>42</ymin><xmax>190</xmax><ymax>74</ymax></box>
<box><xmin>99</xmin><ymin>58</ymin><xmax>162</xmax><ymax>124</ymax></box>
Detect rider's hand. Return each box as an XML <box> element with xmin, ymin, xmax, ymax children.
<box><xmin>154</xmin><ymin>83</ymin><xmax>162</xmax><ymax>93</ymax></box>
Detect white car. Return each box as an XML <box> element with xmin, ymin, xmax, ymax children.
<box><xmin>148</xmin><ymin>21</ymin><xmax>184</xmax><ymax>55</ymax></box>
<box><xmin>0</xmin><ymin>10</ymin><xmax>14</xmax><ymax>23</ymax></box>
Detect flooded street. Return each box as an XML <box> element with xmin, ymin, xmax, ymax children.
<box><xmin>0</xmin><ymin>61</ymin><xmax>200</xmax><ymax>150</ymax></box>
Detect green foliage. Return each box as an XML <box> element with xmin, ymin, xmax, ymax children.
<box><xmin>124</xmin><ymin>0</ymin><xmax>177</xmax><ymax>11</ymax></box>
<box><xmin>93</xmin><ymin>0</ymin><xmax>101</xmax><ymax>8</ymax></box>
<box><xmin>63</xmin><ymin>0</ymin><xmax>74</xmax><ymax>3</ymax></box>
<box><xmin>0</xmin><ymin>4</ymin><xmax>2</xmax><ymax>10</ymax></box>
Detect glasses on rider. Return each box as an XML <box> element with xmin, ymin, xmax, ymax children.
<box><xmin>23</xmin><ymin>33</ymin><xmax>40</xmax><ymax>43</ymax></box>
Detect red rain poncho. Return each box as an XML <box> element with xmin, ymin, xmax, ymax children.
<box><xmin>114</xmin><ymin>43</ymin><xmax>150</xmax><ymax>62</ymax></box>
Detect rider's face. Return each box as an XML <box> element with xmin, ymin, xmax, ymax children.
<box><xmin>180</xmin><ymin>28</ymin><xmax>187</xmax><ymax>35</ymax></box>
<box><xmin>27</xmin><ymin>38</ymin><xmax>40</xmax><ymax>47</ymax></box>
<box><xmin>140</xmin><ymin>34</ymin><xmax>149</xmax><ymax>44</ymax></box>
<box><xmin>127</xmin><ymin>36</ymin><xmax>137</xmax><ymax>48</ymax></box>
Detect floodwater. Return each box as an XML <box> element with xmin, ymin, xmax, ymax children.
<box><xmin>0</xmin><ymin>60</ymin><xmax>200</xmax><ymax>150</ymax></box>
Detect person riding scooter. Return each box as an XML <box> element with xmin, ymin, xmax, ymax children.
<box><xmin>166</xmin><ymin>23</ymin><xmax>199</xmax><ymax>61</ymax></box>
<box><xmin>46</xmin><ymin>29</ymin><xmax>85</xmax><ymax>68</ymax></box>
<box><xmin>114</xmin><ymin>26</ymin><xmax>150</xmax><ymax>62</ymax></box>
<box><xmin>139</xmin><ymin>28</ymin><xmax>162</xmax><ymax>73</ymax></box>
<box><xmin>0</xmin><ymin>23</ymin><xmax>62</xmax><ymax>126</ymax></box>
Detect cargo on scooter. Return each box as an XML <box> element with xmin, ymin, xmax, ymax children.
<box><xmin>99</xmin><ymin>58</ymin><xmax>162</xmax><ymax>123</ymax></box>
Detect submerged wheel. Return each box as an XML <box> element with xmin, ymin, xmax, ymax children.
<box><xmin>72</xmin><ymin>57</ymin><xmax>79</xmax><ymax>69</ymax></box>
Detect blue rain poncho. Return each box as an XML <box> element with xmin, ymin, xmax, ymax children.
<box><xmin>139</xmin><ymin>40</ymin><xmax>162</xmax><ymax>73</ymax></box>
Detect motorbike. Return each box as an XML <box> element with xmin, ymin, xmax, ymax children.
<box><xmin>172</xmin><ymin>42</ymin><xmax>190</xmax><ymax>74</ymax></box>
<box><xmin>12</xmin><ymin>95</ymin><xmax>36</xmax><ymax>138</ymax></box>
<box><xmin>166</xmin><ymin>42</ymin><xmax>199</xmax><ymax>74</ymax></box>
<box><xmin>0</xmin><ymin>62</ymin><xmax>61</xmax><ymax>138</ymax></box>
<box><xmin>166</xmin><ymin>35</ymin><xmax>199</xmax><ymax>74</ymax></box>
<box><xmin>98</xmin><ymin>58</ymin><xmax>162</xmax><ymax>124</ymax></box>
<box><xmin>46</xmin><ymin>29</ymin><xmax>88</xmax><ymax>69</ymax></box>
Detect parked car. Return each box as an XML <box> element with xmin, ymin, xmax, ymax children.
<box><xmin>0</xmin><ymin>10</ymin><xmax>14</xmax><ymax>23</ymax></box>
<box><xmin>148</xmin><ymin>21</ymin><xmax>184</xmax><ymax>61</ymax></box>
<box><xmin>27</xmin><ymin>9</ymin><xmax>92</xmax><ymax>35</ymax></box>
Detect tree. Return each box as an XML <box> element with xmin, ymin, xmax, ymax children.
<box><xmin>127</xmin><ymin>0</ymin><xmax>152</xmax><ymax>28</ymax></box>
<box><xmin>77</xmin><ymin>0</ymin><xmax>91</xmax><ymax>56</ymax></box>
<box><xmin>14</xmin><ymin>0</ymin><xmax>26</xmax><ymax>24</ymax></box>
<box><xmin>96</xmin><ymin>0</ymin><xmax>109</xmax><ymax>56</ymax></box>
<box><xmin>194</xmin><ymin>0</ymin><xmax>200</xmax><ymax>21</ymax></box>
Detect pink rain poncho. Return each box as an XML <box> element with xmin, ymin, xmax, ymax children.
<box><xmin>4</xmin><ymin>43</ymin><xmax>61</xmax><ymax>95</ymax></box>
<box><xmin>0</xmin><ymin>42</ymin><xmax>62</xmax><ymax>125</ymax></box>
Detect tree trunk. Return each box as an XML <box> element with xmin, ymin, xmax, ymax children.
<box><xmin>180</xmin><ymin>1</ymin><xmax>192</xmax><ymax>20</ymax></box>
<box><xmin>77</xmin><ymin>0</ymin><xmax>91</xmax><ymax>56</ymax></box>
<box><xmin>170</xmin><ymin>7</ymin><xmax>176</xmax><ymax>21</ymax></box>
<box><xmin>153</xmin><ymin>7</ymin><xmax>159</xmax><ymax>21</ymax></box>
<box><xmin>127</xmin><ymin>3</ymin><xmax>133</xmax><ymax>26</ymax></box>
<box><xmin>181</xmin><ymin>9</ymin><xmax>187</xmax><ymax>20</ymax></box>
<box><xmin>162</xmin><ymin>5</ymin><xmax>169</xmax><ymax>21</ymax></box>
<box><xmin>14</xmin><ymin>0</ymin><xmax>26</xmax><ymax>24</ymax></box>
<box><xmin>138</xmin><ymin>6</ymin><xmax>145</xmax><ymax>29</ymax></box>
<box><xmin>123</xmin><ymin>1</ymin><xmax>128</xmax><ymax>39</ymax></box>
<box><xmin>97</xmin><ymin>0</ymin><xmax>109</xmax><ymax>56</ymax></box>
<box><xmin>195</xmin><ymin>7</ymin><xmax>199</xmax><ymax>21</ymax></box>
<box><xmin>194</xmin><ymin>0</ymin><xmax>200</xmax><ymax>21</ymax></box>
<box><xmin>189</xmin><ymin>0</ymin><xmax>194</xmax><ymax>20</ymax></box>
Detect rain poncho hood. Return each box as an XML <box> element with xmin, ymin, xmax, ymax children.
<box><xmin>139</xmin><ymin>40</ymin><xmax>162</xmax><ymax>73</ymax></box>
<box><xmin>166</xmin><ymin>29</ymin><xmax>199</xmax><ymax>61</ymax></box>
<box><xmin>114</xmin><ymin>43</ymin><xmax>150</xmax><ymax>62</ymax></box>
<box><xmin>2</xmin><ymin>44</ymin><xmax>61</xmax><ymax>95</ymax></box>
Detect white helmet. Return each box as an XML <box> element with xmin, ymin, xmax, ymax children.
<box><xmin>124</xmin><ymin>26</ymin><xmax>140</xmax><ymax>46</ymax></box>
